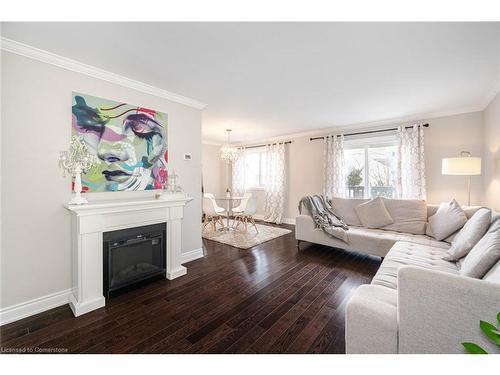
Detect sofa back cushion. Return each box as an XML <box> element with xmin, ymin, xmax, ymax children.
<box><xmin>330</xmin><ymin>197</ymin><xmax>369</xmax><ymax>226</ymax></box>
<box><xmin>380</xmin><ymin>198</ymin><xmax>427</xmax><ymax>235</ymax></box>
<box><xmin>354</xmin><ymin>197</ymin><xmax>394</xmax><ymax>228</ymax></box>
<box><xmin>460</xmin><ymin>219</ymin><xmax>500</xmax><ymax>278</ymax></box>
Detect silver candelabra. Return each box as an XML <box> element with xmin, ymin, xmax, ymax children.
<box><xmin>59</xmin><ymin>136</ymin><xmax>99</xmax><ymax>205</ymax></box>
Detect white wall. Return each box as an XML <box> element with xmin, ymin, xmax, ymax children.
<box><xmin>424</xmin><ymin>112</ymin><xmax>484</xmax><ymax>205</ymax></box>
<box><xmin>483</xmin><ymin>92</ymin><xmax>500</xmax><ymax>211</ymax></box>
<box><xmin>202</xmin><ymin>143</ymin><xmax>228</xmax><ymax>196</ymax></box>
<box><xmin>1</xmin><ymin>51</ymin><xmax>203</xmax><ymax>309</ymax></box>
<box><xmin>209</xmin><ymin>111</ymin><xmax>486</xmax><ymax>221</ymax></box>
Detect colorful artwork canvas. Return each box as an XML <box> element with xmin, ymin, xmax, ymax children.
<box><xmin>72</xmin><ymin>92</ymin><xmax>168</xmax><ymax>192</ymax></box>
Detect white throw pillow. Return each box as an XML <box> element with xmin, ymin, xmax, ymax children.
<box><xmin>354</xmin><ymin>197</ymin><xmax>394</xmax><ymax>229</ymax></box>
<box><xmin>426</xmin><ymin>199</ymin><xmax>467</xmax><ymax>241</ymax></box>
<box><xmin>460</xmin><ymin>220</ymin><xmax>500</xmax><ymax>278</ymax></box>
<box><xmin>443</xmin><ymin>208</ymin><xmax>492</xmax><ymax>261</ymax></box>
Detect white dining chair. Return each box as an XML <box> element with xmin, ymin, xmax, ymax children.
<box><xmin>233</xmin><ymin>197</ymin><xmax>258</xmax><ymax>233</ymax></box>
<box><xmin>203</xmin><ymin>193</ymin><xmax>225</xmax><ymax>214</ymax></box>
<box><xmin>202</xmin><ymin>197</ymin><xmax>225</xmax><ymax>232</ymax></box>
<box><xmin>232</xmin><ymin>192</ymin><xmax>252</xmax><ymax>215</ymax></box>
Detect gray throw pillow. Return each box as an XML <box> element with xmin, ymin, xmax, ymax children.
<box><xmin>460</xmin><ymin>220</ymin><xmax>500</xmax><ymax>278</ymax></box>
<box><xmin>426</xmin><ymin>199</ymin><xmax>467</xmax><ymax>241</ymax></box>
<box><xmin>354</xmin><ymin>197</ymin><xmax>394</xmax><ymax>229</ymax></box>
<box><xmin>443</xmin><ymin>208</ymin><xmax>492</xmax><ymax>261</ymax></box>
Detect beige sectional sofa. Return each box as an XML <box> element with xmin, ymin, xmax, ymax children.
<box><xmin>295</xmin><ymin>197</ymin><xmax>500</xmax><ymax>354</ymax></box>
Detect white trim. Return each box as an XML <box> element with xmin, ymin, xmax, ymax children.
<box><xmin>481</xmin><ymin>79</ymin><xmax>500</xmax><ymax>109</ymax></box>
<box><xmin>232</xmin><ymin>105</ymin><xmax>485</xmax><ymax>146</ymax></box>
<box><xmin>0</xmin><ymin>38</ymin><xmax>207</xmax><ymax>110</ymax></box>
<box><xmin>282</xmin><ymin>218</ymin><xmax>296</xmax><ymax>225</ymax></box>
<box><xmin>0</xmin><ymin>289</ymin><xmax>71</xmax><ymax>326</ymax></box>
<box><xmin>202</xmin><ymin>140</ymin><xmax>222</xmax><ymax>146</ymax></box>
<box><xmin>181</xmin><ymin>247</ymin><xmax>205</xmax><ymax>264</ymax></box>
<box><xmin>254</xmin><ymin>214</ymin><xmax>295</xmax><ymax>225</ymax></box>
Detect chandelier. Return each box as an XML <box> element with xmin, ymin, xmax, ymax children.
<box><xmin>220</xmin><ymin>129</ymin><xmax>238</xmax><ymax>163</ymax></box>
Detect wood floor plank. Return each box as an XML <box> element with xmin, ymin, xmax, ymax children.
<box><xmin>0</xmin><ymin>222</ymin><xmax>381</xmax><ymax>354</ymax></box>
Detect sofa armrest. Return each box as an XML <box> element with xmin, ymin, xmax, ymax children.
<box><xmin>295</xmin><ymin>214</ymin><xmax>315</xmax><ymax>240</ymax></box>
<box><xmin>345</xmin><ymin>285</ymin><xmax>398</xmax><ymax>354</ymax></box>
<box><xmin>398</xmin><ymin>266</ymin><xmax>500</xmax><ymax>354</ymax></box>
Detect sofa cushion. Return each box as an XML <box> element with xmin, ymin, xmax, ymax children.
<box><xmin>443</xmin><ymin>208</ymin><xmax>492</xmax><ymax>261</ymax></box>
<box><xmin>330</xmin><ymin>197</ymin><xmax>369</xmax><ymax>226</ymax></box>
<box><xmin>427</xmin><ymin>205</ymin><xmax>483</xmax><ymax>244</ymax></box>
<box><xmin>355</xmin><ymin>197</ymin><xmax>394</xmax><ymax>228</ymax></box>
<box><xmin>371</xmin><ymin>242</ymin><xmax>459</xmax><ymax>289</ymax></box>
<box><xmin>483</xmin><ymin>260</ymin><xmax>500</xmax><ymax>283</ymax></box>
<box><xmin>343</xmin><ymin>226</ymin><xmax>450</xmax><ymax>257</ymax></box>
<box><xmin>460</xmin><ymin>220</ymin><xmax>500</xmax><ymax>279</ymax></box>
<box><xmin>380</xmin><ymin>198</ymin><xmax>427</xmax><ymax>235</ymax></box>
<box><xmin>426</xmin><ymin>199</ymin><xmax>467</xmax><ymax>240</ymax></box>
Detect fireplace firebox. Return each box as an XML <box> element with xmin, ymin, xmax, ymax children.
<box><xmin>103</xmin><ymin>223</ymin><xmax>166</xmax><ymax>298</ymax></box>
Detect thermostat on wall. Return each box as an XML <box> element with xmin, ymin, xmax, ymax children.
<box><xmin>183</xmin><ymin>153</ymin><xmax>192</xmax><ymax>161</ymax></box>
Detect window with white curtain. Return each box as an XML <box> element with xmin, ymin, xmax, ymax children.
<box><xmin>344</xmin><ymin>134</ymin><xmax>398</xmax><ymax>199</ymax></box>
<box><xmin>244</xmin><ymin>148</ymin><xmax>267</xmax><ymax>189</ymax></box>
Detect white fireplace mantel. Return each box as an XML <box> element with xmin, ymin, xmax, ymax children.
<box><xmin>65</xmin><ymin>195</ymin><xmax>193</xmax><ymax>317</ymax></box>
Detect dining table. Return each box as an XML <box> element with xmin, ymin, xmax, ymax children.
<box><xmin>214</xmin><ymin>196</ymin><xmax>243</xmax><ymax>231</ymax></box>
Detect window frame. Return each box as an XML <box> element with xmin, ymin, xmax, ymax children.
<box><xmin>244</xmin><ymin>147</ymin><xmax>267</xmax><ymax>191</ymax></box>
<box><xmin>344</xmin><ymin>133</ymin><xmax>398</xmax><ymax>199</ymax></box>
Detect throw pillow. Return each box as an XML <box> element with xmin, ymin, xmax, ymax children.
<box><xmin>354</xmin><ymin>197</ymin><xmax>394</xmax><ymax>228</ymax></box>
<box><xmin>443</xmin><ymin>208</ymin><xmax>492</xmax><ymax>261</ymax></box>
<box><xmin>460</xmin><ymin>220</ymin><xmax>500</xmax><ymax>278</ymax></box>
<box><xmin>426</xmin><ymin>199</ymin><xmax>467</xmax><ymax>241</ymax></box>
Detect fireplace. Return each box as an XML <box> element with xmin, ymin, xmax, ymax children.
<box><xmin>103</xmin><ymin>223</ymin><xmax>166</xmax><ymax>298</ymax></box>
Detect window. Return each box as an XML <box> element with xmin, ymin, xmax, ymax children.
<box><xmin>244</xmin><ymin>148</ymin><xmax>267</xmax><ymax>189</ymax></box>
<box><xmin>344</xmin><ymin>135</ymin><xmax>397</xmax><ymax>199</ymax></box>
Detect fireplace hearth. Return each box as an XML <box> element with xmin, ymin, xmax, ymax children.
<box><xmin>103</xmin><ymin>223</ymin><xmax>166</xmax><ymax>298</ymax></box>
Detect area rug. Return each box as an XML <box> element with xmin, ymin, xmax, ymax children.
<box><xmin>202</xmin><ymin>221</ymin><xmax>291</xmax><ymax>249</ymax></box>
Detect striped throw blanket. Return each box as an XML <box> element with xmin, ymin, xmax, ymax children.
<box><xmin>299</xmin><ymin>195</ymin><xmax>349</xmax><ymax>242</ymax></box>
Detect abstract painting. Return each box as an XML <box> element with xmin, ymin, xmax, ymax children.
<box><xmin>72</xmin><ymin>92</ymin><xmax>168</xmax><ymax>192</ymax></box>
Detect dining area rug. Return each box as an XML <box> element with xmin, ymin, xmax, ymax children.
<box><xmin>202</xmin><ymin>221</ymin><xmax>291</xmax><ymax>249</ymax></box>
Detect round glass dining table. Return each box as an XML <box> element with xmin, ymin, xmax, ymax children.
<box><xmin>214</xmin><ymin>196</ymin><xmax>243</xmax><ymax>231</ymax></box>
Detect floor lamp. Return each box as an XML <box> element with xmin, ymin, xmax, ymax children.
<box><xmin>442</xmin><ymin>151</ymin><xmax>482</xmax><ymax>206</ymax></box>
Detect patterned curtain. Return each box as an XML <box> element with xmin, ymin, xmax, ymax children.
<box><xmin>231</xmin><ymin>147</ymin><xmax>247</xmax><ymax>197</ymax></box>
<box><xmin>264</xmin><ymin>143</ymin><xmax>287</xmax><ymax>224</ymax></box>
<box><xmin>395</xmin><ymin>124</ymin><xmax>426</xmax><ymax>200</ymax></box>
<box><xmin>324</xmin><ymin>135</ymin><xmax>346</xmax><ymax>199</ymax></box>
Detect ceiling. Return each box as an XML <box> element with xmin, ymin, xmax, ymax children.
<box><xmin>2</xmin><ymin>22</ymin><xmax>499</xmax><ymax>143</ymax></box>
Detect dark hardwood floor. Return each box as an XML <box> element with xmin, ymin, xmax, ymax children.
<box><xmin>0</xmin><ymin>223</ymin><xmax>381</xmax><ymax>354</ymax></box>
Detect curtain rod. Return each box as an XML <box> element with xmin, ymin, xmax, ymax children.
<box><xmin>240</xmin><ymin>141</ymin><xmax>293</xmax><ymax>150</ymax></box>
<box><xmin>309</xmin><ymin>123</ymin><xmax>430</xmax><ymax>141</ymax></box>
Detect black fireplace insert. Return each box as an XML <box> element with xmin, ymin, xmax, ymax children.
<box><xmin>103</xmin><ymin>223</ymin><xmax>166</xmax><ymax>298</ymax></box>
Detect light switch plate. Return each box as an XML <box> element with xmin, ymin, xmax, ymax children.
<box><xmin>183</xmin><ymin>153</ymin><xmax>192</xmax><ymax>161</ymax></box>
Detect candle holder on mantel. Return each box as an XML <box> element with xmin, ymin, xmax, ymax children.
<box><xmin>161</xmin><ymin>170</ymin><xmax>186</xmax><ymax>199</ymax></box>
<box><xmin>59</xmin><ymin>136</ymin><xmax>99</xmax><ymax>205</ymax></box>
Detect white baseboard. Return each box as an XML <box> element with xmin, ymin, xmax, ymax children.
<box><xmin>254</xmin><ymin>214</ymin><xmax>295</xmax><ymax>225</ymax></box>
<box><xmin>181</xmin><ymin>247</ymin><xmax>205</xmax><ymax>264</ymax></box>
<box><xmin>0</xmin><ymin>288</ymin><xmax>72</xmax><ymax>326</ymax></box>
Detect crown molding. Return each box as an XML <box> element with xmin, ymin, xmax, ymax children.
<box><xmin>0</xmin><ymin>37</ymin><xmax>208</xmax><ymax>110</ymax></box>
<box><xmin>202</xmin><ymin>140</ymin><xmax>222</xmax><ymax>146</ymax></box>
<box><xmin>231</xmin><ymin>104</ymin><xmax>485</xmax><ymax>146</ymax></box>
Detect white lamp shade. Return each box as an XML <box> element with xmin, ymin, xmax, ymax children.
<box><xmin>442</xmin><ymin>157</ymin><xmax>481</xmax><ymax>175</ymax></box>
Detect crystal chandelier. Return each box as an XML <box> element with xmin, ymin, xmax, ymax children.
<box><xmin>220</xmin><ymin>129</ymin><xmax>238</xmax><ymax>163</ymax></box>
